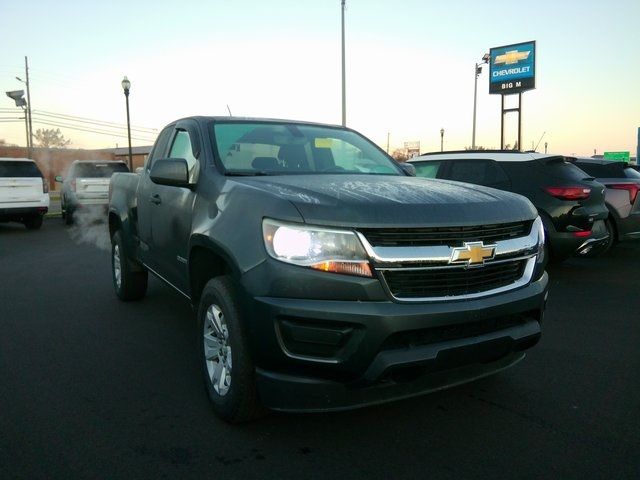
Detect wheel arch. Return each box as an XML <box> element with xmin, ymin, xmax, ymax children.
<box><xmin>189</xmin><ymin>235</ymin><xmax>241</xmax><ymax>306</ymax></box>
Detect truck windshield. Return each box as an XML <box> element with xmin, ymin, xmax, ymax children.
<box><xmin>74</xmin><ymin>163</ymin><xmax>129</xmax><ymax>178</ymax></box>
<box><xmin>212</xmin><ymin>122</ymin><xmax>402</xmax><ymax>176</ymax></box>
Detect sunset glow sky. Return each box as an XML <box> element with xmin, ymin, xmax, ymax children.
<box><xmin>1</xmin><ymin>0</ymin><xmax>638</xmax><ymax>156</ymax></box>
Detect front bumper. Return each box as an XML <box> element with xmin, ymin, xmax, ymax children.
<box><xmin>245</xmin><ymin>272</ymin><xmax>548</xmax><ymax>412</ymax></box>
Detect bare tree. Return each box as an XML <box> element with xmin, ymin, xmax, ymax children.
<box><xmin>34</xmin><ymin>128</ymin><xmax>71</xmax><ymax>148</ymax></box>
<box><xmin>391</xmin><ymin>149</ymin><xmax>409</xmax><ymax>162</ymax></box>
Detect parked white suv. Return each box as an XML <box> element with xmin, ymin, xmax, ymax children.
<box><xmin>0</xmin><ymin>158</ymin><xmax>50</xmax><ymax>230</ymax></box>
<box><xmin>55</xmin><ymin>160</ymin><xmax>129</xmax><ymax>225</ymax></box>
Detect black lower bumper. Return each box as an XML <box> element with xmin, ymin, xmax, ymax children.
<box><xmin>257</xmin><ymin>332</ymin><xmax>535</xmax><ymax>412</ymax></box>
<box><xmin>0</xmin><ymin>206</ymin><xmax>48</xmax><ymax>221</ymax></box>
<box><xmin>247</xmin><ymin>272</ymin><xmax>548</xmax><ymax>412</ymax></box>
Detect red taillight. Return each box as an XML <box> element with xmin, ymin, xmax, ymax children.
<box><xmin>608</xmin><ymin>183</ymin><xmax>639</xmax><ymax>205</ymax></box>
<box><xmin>573</xmin><ymin>230</ymin><xmax>591</xmax><ymax>238</ymax></box>
<box><xmin>42</xmin><ymin>179</ymin><xmax>49</xmax><ymax>193</ymax></box>
<box><xmin>544</xmin><ymin>186</ymin><xmax>591</xmax><ymax>200</ymax></box>
<box><xmin>71</xmin><ymin>179</ymin><xmax>76</xmax><ymax>192</ymax></box>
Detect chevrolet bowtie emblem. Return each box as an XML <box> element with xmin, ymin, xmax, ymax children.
<box><xmin>494</xmin><ymin>50</ymin><xmax>530</xmax><ymax>65</ymax></box>
<box><xmin>450</xmin><ymin>241</ymin><xmax>496</xmax><ymax>267</ymax></box>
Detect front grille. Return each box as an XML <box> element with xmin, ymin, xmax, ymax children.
<box><xmin>381</xmin><ymin>313</ymin><xmax>537</xmax><ymax>351</ymax></box>
<box><xmin>360</xmin><ymin>221</ymin><xmax>532</xmax><ymax>247</ymax></box>
<box><xmin>381</xmin><ymin>260</ymin><xmax>526</xmax><ymax>299</ymax></box>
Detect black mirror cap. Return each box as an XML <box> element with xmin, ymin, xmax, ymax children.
<box><xmin>149</xmin><ymin>158</ymin><xmax>191</xmax><ymax>187</ymax></box>
<box><xmin>399</xmin><ymin>162</ymin><xmax>416</xmax><ymax>176</ymax></box>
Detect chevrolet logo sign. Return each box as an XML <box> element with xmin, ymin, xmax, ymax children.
<box><xmin>450</xmin><ymin>241</ymin><xmax>496</xmax><ymax>267</ymax></box>
<box><xmin>494</xmin><ymin>50</ymin><xmax>530</xmax><ymax>65</ymax></box>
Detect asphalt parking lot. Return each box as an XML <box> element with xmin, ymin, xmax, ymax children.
<box><xmin>1</xmin><ymin>219</ymin><xmax>639</xmax><ymax>479</ymax></box>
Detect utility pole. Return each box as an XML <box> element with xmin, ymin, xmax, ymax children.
<box><xmin>386</xmin><ymin>132</ymin><xmax>390</xmax><ymax>153</ymax></box>
<box><xmin>341</xmin><ymin>0</ymin><xmax>346</xmax><ymax>127</ymax></box>
<box><xmin>24</xmin><ymin>56</ymin><xmax>33</xmax><ymax>154</ymax></box>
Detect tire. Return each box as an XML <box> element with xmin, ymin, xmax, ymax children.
<box><xmin>198</xmin><ymin>276</ymin><xmax>263</xmax><ymax>423</ymax></box>
<box><xmin>111</xmin><ymin>230</ymin><xmax>148</xmax><ymax>301</ymax></box>
<box><xmin>24</xmin><ymin>215</ymin><xmax>43</xmax><ymax>230</ymax></box>
<box><xmin>65</xmin><ymin>209</ymin><xmax>74</xmax><ymax>225</ymax></box>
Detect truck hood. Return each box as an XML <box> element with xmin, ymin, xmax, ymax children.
<box><xmin>232</xmin><ymin>174</ymin><xmax>537</xmax><ymax>228</ymax></box>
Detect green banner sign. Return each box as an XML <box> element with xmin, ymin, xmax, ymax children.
<box><xmin>603</xmin><ymin>151</ymin><xmax>630</xmax><ymax>162</ymax></box>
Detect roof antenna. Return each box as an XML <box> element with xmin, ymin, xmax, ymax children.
<box><xmin>226</xmin><ymin>105</ymin><xmax>233</xmax><ymax>117</ymax></box>
<box><xmin>534</xmin><ymin>131</ymin><xmax>546</xmax><ymax>152</ymax></box>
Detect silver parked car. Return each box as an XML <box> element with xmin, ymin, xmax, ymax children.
<box><xmin>55</xmin><ymin>160</ymin><xmax>128</xmax><ymax>225</ymax></box>
<box><xmin>572</xmin><ymin>158</ymin><xmax>640</xmax><ymax>254</ymax></box>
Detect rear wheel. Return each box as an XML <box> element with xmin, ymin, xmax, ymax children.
<box><xmin>111</xmin><ymin>230</ymin><xmax>147</xmax><ymax>301</ymax></box>
<box><xmin>198</xmin><ymin>276</ymin><xmax>263</xmax><ymax>423</ymax></box>
<box><xmin>24</xmin><ymin>215</ymin><xmax>43</xmax><ymax>230</ymax></box>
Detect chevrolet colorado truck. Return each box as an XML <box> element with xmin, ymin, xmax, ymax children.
<box><xmin>108</xmin><ymin>117</ymin><xmax>548</xmax><ymax>422</ymax></box>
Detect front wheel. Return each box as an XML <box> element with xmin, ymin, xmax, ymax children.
<box><xmin>198</xmin><ymin>276</ymin><xmax>263</xmax><ymax>423</ymax></box>
<box><xmin>111</xmin><ymin>230</ymin><xmax>148</xmax><ymax>301</ymax></box>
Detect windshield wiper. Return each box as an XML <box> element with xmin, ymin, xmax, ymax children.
<box><xmin>225</xmin><ymin>170</ymin><xmax>273</xmax><ymax>176</ymax></box>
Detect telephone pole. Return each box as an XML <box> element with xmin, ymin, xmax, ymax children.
<box><xmin>341</xmin><ymin>0</ymin><xmax>346</xmax><ymax>126</ymax></box>
<box><xmin>24</xmin><ymin>57</ymin><xmax>33</xmax><ymax>153</ymax></box>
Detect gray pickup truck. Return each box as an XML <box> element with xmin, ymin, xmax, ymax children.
<box><xmin>108</xmin><ymin>117</ymin><xmax>548</xmax><ymax>422</ymax></box>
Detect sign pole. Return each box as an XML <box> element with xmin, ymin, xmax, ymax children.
<box><xmin>500</xmin><ymin>95</ymin><xmax>505</xmax><ymax>149</ymax></box>
<box><xmin>518</xmin><ymin>92</ymin><xmax>522</xmax><ymax>151</ymax></box>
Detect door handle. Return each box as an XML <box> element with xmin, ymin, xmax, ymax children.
<box><xmin>149</xmin><ymin>194</ymin><xmax>162</xmax><ymax>205</ymax></box>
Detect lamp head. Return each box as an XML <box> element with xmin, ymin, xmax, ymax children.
<box><xmin>121</xmin><ymin>76</ymin><xmax>131</xmax><ymax>92</ymax></box>
<box><xmin>6</xmin><ymin>89</ymin><xmax>26</xmax><ymax>107</ymax></box>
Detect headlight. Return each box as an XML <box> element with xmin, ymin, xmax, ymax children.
<box><xmin>535</xmin><ymin>216</ymin><xmax>546</xmax><ymax>264</ymax></box>
<box><xmin>262</xmin><ymin>219</ymin><xmax>372</xmax><ymax>277</ymax></box>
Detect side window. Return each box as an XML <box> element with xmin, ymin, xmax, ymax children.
<box><xmin>147</xmin><ymin>126</ymin><xmax>174</xmax><ymax>170</ymax></box>
<box><xmin>413</xmin><ymin>161</ymin><xmax>443</xmax><ymax>179</ymax></box>
<box><xmin>169</xmin><ymin>130</ymin><xmax>199</xmax><ymax>182</ymax></box>
<box><xmin>448</xmin><ymin>160</ymin><xmax>509</xmax><ymax>189</ymax></box>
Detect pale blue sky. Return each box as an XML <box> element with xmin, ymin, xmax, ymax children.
<box><xmin>1</xmin><ymin>0</ymin><xmax>638</xmax><ymax>155</ymax></box>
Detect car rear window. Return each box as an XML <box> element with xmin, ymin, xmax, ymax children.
<box><xmin>624</xmin><ymin>167</ymin><xmax>640</xmax><ymax>179</ymax></box>
<box><xmin>542</xmin><ymin>160</ymin><xmax>592</xmax><ymax>182</ymax></box>
<box><xmin>74</xmin><ymin>163</ymin><xmax>129</xmax><ymax>178</ymax></box>
<box><xmin>0</xmin><ymin>161</ymin><xmax>42</xmax><ymax>178</ymax></box>
<box><xmin>412</xmin><ymin>161</ymin><xmax>442</xmax><ymax>178</ymax></box>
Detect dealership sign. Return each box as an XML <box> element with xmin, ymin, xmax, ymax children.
<box><xmin>603</xmin><ymin>151</ymin><xmax>630</xmax><ymax>163</ymax></box>
<box><xmin>489</xmin><ymin>41</ymin><xmax>536</xmax><ymax>94</ymax></box>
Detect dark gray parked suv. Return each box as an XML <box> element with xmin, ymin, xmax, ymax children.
<box><xmin>571</xmin><ymin>158</ymin><xmax>640</xmax><ymax>253</ymax></box>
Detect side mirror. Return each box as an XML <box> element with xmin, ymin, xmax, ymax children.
<box><xmin>55</xmin><ymin>175</ymin><xmax>63</xmax><ymax>183</ymax></box>
<box><xmin>398</xmin><ymin>162</ymin><xmax>416</xmax><ymax>176</ymax></box>
<box><xmin>149</xmin><ymin>158</ymin><xmax>191</xmax><ymax>188</ymax></box>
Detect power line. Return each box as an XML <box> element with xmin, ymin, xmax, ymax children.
<box><xmin>32</xmin><ymin>119</ymin><xmax>156</xmax><ymax>143</ymax></box>
<box><xmin>33</xmin><ymin>110</ymin><xmax>157</xmax><ymax>134</ymax></box>
<box><xmin>1</xmin><ymin>107</ymin><xmax>158</xmax><ymax>133</ymax></box>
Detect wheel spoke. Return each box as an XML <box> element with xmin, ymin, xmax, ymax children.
<box><xmin>203</xmin><ymin>333</ymin><xmax>223</xmax><ymax>360</ymax></box>
<box><xmin>211</xmin><ymin>359</ymin><xmax>223</xmax><ymax>386</ymax></box>
<box><xmin>206</xmin><ymin>308</ymin><xmax>225</xmax><ymax>338</ymax></box>
<box><xmin>217</xmin><ymin>364</ymin><xmax>227</xmax><ymax>392</ymax></box>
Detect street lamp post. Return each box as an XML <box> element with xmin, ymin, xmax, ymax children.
<box><xmin>341</xmin><ymin>0</ymin><xmax>346</xmax><ymax>127</ymax></box>
<box><xmin>121</xmin><ymin>76</ymin><xmax>133</xmax><ymax>171</ymax></box>
<box><xmin>440</xmin><ymin>128</ymin><xmax>445</xmax><ymax>152</ymax></box>
<box><xmin>472</xmin><ymin>53</ymin><xmax>490</xmax><ymax>150</ymax></box>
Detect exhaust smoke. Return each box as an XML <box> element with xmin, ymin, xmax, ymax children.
<box><xmin>67</xmin><ymin>207</ymin><xmax>110</xmax><ymax>251</ymax></box>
